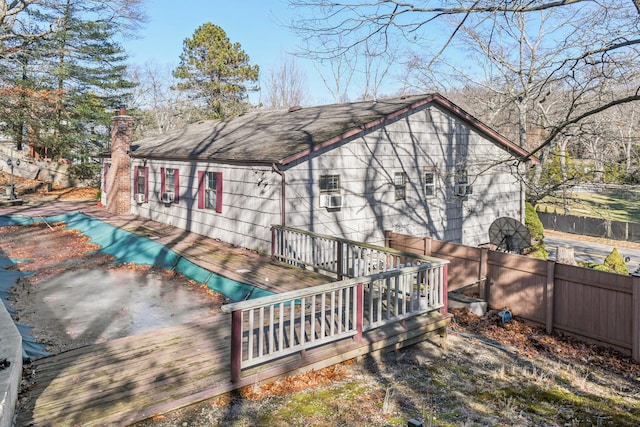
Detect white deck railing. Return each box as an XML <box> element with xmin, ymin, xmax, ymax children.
<box><xmin>271</xmin><ymin>225</ymin><xmax>446</xmax><ymax>279</ymax></box>
<box><xmin>223</xmin><ymin>228</ymin><xmax>448</xmax><ymax>382</ymax></box>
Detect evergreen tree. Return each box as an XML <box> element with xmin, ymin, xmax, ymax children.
<box><xmin>0</xmin><ymin>0</ymin><xmax>142</xmax><ymax>162</ymax></box>
<box><xmin>41</xmin><ymin>0</ymin><xmax>135</xmax><ymax>161</ymax></box>
<box><xmin>172</xmin><ymin>23</ymin><xmax>259</xmax><ymax>120</ymax></box>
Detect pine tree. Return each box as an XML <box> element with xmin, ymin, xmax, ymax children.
<box><xmin>173</xmin><ymin>23</ymin><xmax>259</xmax><ymax>120</ymax></box>
<box><xmin>42</xmin><ymin>0</ymin><xmax>135</xmax><ymax>161</ymax></box>
<box><xmin>1</xmin><ymin>0</ymin><xmax>141</xmax><ymax>162</ymax></box>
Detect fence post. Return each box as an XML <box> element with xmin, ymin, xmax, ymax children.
<box><xmin>479</xmin><ymin>247</ymin><xmax>488</xmax><ymax>300</ymax></box>
<box><xmin>545</xmin><ymin>260</ymin><xmax>556</xmax><ymax>334</ymax></box>
<box><xmin>230</xmin><ymin>309</ymin><xmax>243</xmax><ymax>382</ymax></box>
<box><xmin>633</xmin><ymin>276</ymin><xmax>640</xmax><ymax>363</ymax></box>
<box><xmin>356</xmin><ymin>283</ymin><xmax>363</xmax><ymax>342</ymax></box>
<box><xmin>423</xmin><ymin>236</ymin><xmax>432</xmax><ymax>256</ymax></box>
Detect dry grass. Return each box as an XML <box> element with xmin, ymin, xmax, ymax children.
<box><xmin>133</xmin><ymin>310</ymin><xmax>640</xmax><ymax>426</ymax></box>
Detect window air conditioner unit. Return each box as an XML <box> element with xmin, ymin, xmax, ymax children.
<box><xmin>454</xmin><ymin>184</ymin><xmax>468</xmax><ymax>197</ymax></box>
<box><xmin>321</xmin><ymin>194</ymin><xmax>343</xmax><ymax>208</ymax></box>
<box><xmin>134</xmin><ymin>193</ymin><xmax>145</xmax><ymax>204</ymax></box>
<box><xmin>161</xmin><ymin>191</ymin><xmax>175</xmax><ymax>203</ymax></box>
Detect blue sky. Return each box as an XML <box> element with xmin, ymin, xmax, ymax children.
<box><xmin>125</xmin><ymin>0</ymin><xmax>341</xmax><ymax>105</ymax></box>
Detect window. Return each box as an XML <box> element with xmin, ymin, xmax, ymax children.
<box><xmin>205</xmin><ymin>172</ymin><xmax>217</xmax><ymax>209</ymax></box>
<box><xmin>165</xmin><ymin>168</ymin><xmax>175</xmax><ymax>190</ymax></box>
<box><xmin>456</xmin><ymin>168</ymin><xmax>468</xmax><ymax>185</ymax></box>
<box><xmin>133</xmin><ymin>165</ymin><xmax>149</xmax><ymax>202</ymax></box>
<box><xmin>453</xmin><ymin>168</ymin><xmax>471</xmax><ymax>197</ymax></box>
<box><xmin>160</xmin><ymin>167</ymin><xmax>180</xmax><ymax>203</ymax></box>
<box><xmin>394</xmin><ymin>172</ymin><xmax>406</xmax><ymax>200</ymax></box>
<box><xmin>319</xmin><ymin>175</ymin><xmax>340</xmax><ymax>194</ymax></box>
<box><xmin>319</xmin><ymin>174</ymin><xmax>342</xmax><ymax>208</ymax></box>
<box><xmin>424</xmin><ymin>168</ymin><xmax>436</xmax><ymax>197</ymax></box>
<box><xmin>198</xmin><ymin>171</ymin><xmax>223</xmax><ymax>213</ymax></box>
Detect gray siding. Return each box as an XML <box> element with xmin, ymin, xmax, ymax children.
<box><xmin>129</xmin><ymin>160</ymin><xmax>281</xmax><ymax>253</ymax></box>
<box><xmin>283</xmin><ymin>105</ymin><xmax>521</xmax><ymax>247</ymax></box>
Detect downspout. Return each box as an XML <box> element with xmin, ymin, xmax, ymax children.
<box><xmin>272</xmin><ymin>163</ymin><xmax>286</xmax><ymax>226</ymax></box>
<box><xmin>519</xmin><ymin>162</ymin><xmax>526</xmax><ymax>224</ymax></box>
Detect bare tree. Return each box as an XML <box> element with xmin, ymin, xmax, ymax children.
<box><xmin>262</xmin><ymin>55</ymin><xmax>309</xmax><ymax>109</ymax></box>
<box><xmin>127</xmin><ymin>62</ymin><xmax>192</xmax><ymax>138</ymax></box>
<box><xmin>311</xmin><ymin>35</ymin><xmax>356</xmax><ymax>103</ymax></box>
<box><xmin>307</xmin><ymin>33</ymin><xmax>399</xmax><ymax>103</ymax></box>
<box><xmin>0</xmin><ymin>1</ymin><xmax>56</xmax><ymax>61</ymax></box>
<box><xmin>289</xmin><ymin>0</ymin><xmax>640</xmax><ymax>157</ymax></box>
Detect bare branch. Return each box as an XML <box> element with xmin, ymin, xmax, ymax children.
<box><xmin>524</xmin><ymin>93</ymin><xmax>640</xmax><ymax>161</ymax></box>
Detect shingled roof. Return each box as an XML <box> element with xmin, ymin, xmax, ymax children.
<box><xmin>130</xmin><ymin>93</ymin><xmax>537</xmax><ymax>166</ymax></box>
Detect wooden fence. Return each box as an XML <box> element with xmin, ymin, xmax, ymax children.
<box><xmin>385</xmin><ymin>231</ymin><xmax>640</xmax><ymax>362</ymax></box>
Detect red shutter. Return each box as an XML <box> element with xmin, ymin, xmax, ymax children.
<box><xmin>160</xmin><ymin>167</ymin><xmax>166</xmax><ymax>194</ymax></box>
<box><xmin>215</xmin><ymin>172</ymin><xmax>223</xmax><ymax>213</ymax></box>
<box><xmin>197</xmin><ymin>171</ymin><xmax>205</xmax><ymax>209</ymax></box>
<box><xmin>144</xmin><ymin>167</ymin><xmax>149</xmax><ymax>202</ymax></box>
<box><xmin>173</xmin><ymin>168</ymin><xmax>180</xmax><ymax>204</ymax></box>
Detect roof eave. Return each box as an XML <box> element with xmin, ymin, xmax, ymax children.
<box><xmin>277</xmin><ymin>94</ymin><xmax>540</xmax><ymax>167</ymax></box>
<box><xmin>429</xmin><ymin>95</ymin><xmax>541</xmax><ymax>165</ymax></box>
<box><xmin>278</xmin><ymin>95</ymin><xmax>439</xmax><ymax>166</ymax></box>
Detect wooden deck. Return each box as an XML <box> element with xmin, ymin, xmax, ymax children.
<box><xmin>6</xmin><ymin>201</ymin><xmax>452</xmax><ymax>426</ymax></box>
<box><xmin>16</xmin><ymin>310</ymin><xmax>450</xmax><ymax>426</ymax></box>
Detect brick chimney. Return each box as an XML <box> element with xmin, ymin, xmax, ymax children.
<box><xmin>106</xmin><ymin>108</ymin><xmax>134</xmax><ymax>214</ymax></box>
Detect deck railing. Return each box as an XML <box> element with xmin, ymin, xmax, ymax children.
<box><xmin>222</xmin><ymin>228</ymin><xmax>448</xmax><ymax>382</ymax></box>
<box><xmin>271</xmin><ymin>225</ymin><xmax>446</xmax><ymax>279</ymax></box>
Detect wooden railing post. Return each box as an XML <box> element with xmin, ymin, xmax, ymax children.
<box><xmin>230</xmin><ymin>309</ymin><xmax>243</xmax><ymax>382</ymax></box>
<box><xmin>356</xmin><ymin>283</ymin><xmax>363</xmax><ymax>342</ymax></box>
<box><xmin>440</xmin><ymin>264</ymin><xmax>448</xmax><ymax>315</ymax></box>
<box><xmin>633</xmin><ymin>276</ymin><xmax>640</xmax><ymax>363</ymax></box>
<box><xmin>545</xmin><ymin>260</ymin><xmax>556</xmax><ymax>335</ymax></box>
<box><xmin>337</xmin><ymin>243</ymin><xmax>344</xmax><ymax>279</ymax></box>
<box><xmin>271</xmin><ymin>227</ymin><xmax>276</xmax><ymax>258</ymax></box>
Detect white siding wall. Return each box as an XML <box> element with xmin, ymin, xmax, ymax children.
<box><xmin>130</xmin><ymin>160</ymin><xmax>281</xmax><ymax>253</ymax></box>
<box><xmin>284</xmin><ymin>105</ymin><xmax>522</xmax><ymax>247</ymax></box>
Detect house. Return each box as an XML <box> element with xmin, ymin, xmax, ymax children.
<box><xmin>102</xmin><ymin>93</ymin><xmax>538</xmax><ymax>254</ymax></box>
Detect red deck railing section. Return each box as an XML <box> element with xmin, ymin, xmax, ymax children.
<box><xmin>221</xmin><ymin>226</ymin><xmax>449</xmax><ymax>382</ymax></box>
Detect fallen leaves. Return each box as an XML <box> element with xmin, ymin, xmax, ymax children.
<box><xmin>0</xmin><ymin>171</ymin><xmax>99</xmax><ymax>200</ymax></box>
<box><xmin>450</xmin><ymin>307</ymin><xmax>640</xmax><ymax>379</ymax></box>
<box><xmin>239</xmin><ymin>364</ymin><xmax>349</xmax><ymax>400</ymax></box>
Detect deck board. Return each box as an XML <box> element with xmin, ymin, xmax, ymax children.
<box><xmin>17</xmin><ymin>308</ymin><xmax>450</xmax><ymax>426</ymax></box>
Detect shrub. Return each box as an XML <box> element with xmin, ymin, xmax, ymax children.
<box><xmin>603</xmin><ymin>248</ymin><xmax>629</xmax><ymax>275</ymax></box>
<box><xmin>68</xmin><ymin>163</ymin><xmax>101</xmax><ymax>180</ymax></box>
<box><xmin>525</xmin><ymin>202</ymin><xmax>548</xmax><ymax>259</ymax></box>
<box><xmin>525</xmin><ymin>202</ymin><xmax>544</xmax><ymax>241</ymax></box>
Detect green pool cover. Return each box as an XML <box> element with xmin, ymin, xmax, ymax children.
<box><xmin>0</xmin><ymin>212</ymin><xmax>272</xmax><ymax>302</ymax></box>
